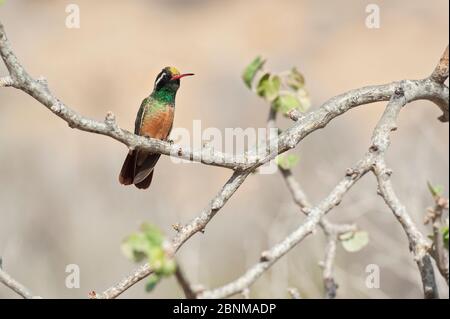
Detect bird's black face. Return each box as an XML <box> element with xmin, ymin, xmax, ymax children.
<box><xmin>153</xmin><ymin>67</ymin><xmax>194</xmax><ymax>92</ymax></box>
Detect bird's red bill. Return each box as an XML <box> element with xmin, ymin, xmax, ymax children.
<box><xmin>171</xmin><ymin>73</ymin><xmax>194</xmax><ymax>80</ymax></box>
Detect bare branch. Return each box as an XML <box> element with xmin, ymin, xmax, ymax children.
<box><xmin>241</xmin><ymin>288</ymin><xmax>250</xmax><ymax>299</ymax></box>
<box><xmin>375</xmin><ymin>163</ymin><xmax>439</xmax><ymax>298</ymax></box>
<box><xmin>1</xmin><ymin>20</ymin><xmax>447</xmax><ymax>299</ymax></box>
<box><xmin>96</xmin><ymin>170</ymin><xmax>250</xmax><ymax>299</ymax></box>
<box><xmin>424</xmin><ymin>191</ymin><xmax>449</xmax><ymax>285</ymax></box>
<box><xmin>0</xmin><ymin>75</ymin><xmax>14</xmax><ymax>87</ymax></box>
<box><xmin>319</xmin><ymin>220</ymin><xmax>356</xmax><ymax>299</ymax></box>
<box><xmin>321</xmin><ymin>234</ymin><xmax>338</xmax><ymax>299</ymax></box>
<box><xmin>370</xmin><ymin>89</ymin><xmax>439</xmax><ymax>298</ymax></box>
<box><xmin>431</xmin><ymin>46</ymin><xmax>449</xmax><ymax>84</ymax></box>
<box><xmin>287</xmin><ymin>287</ymin><xmax>301</xmax><ymax>299</ymax></box>
<box><xmin>430</xmin><ymin>46</ymin><xmax>449</xmax><ymax>121</ymax></box>
<box><xmin>271</xmin><ymin>106</ymin><xmax>355</xmax><ymax>299</ymax></box>
<box><xmin>174</xmin><ymin>264</ymin><xmax>197</xmax><ymax>299</ymax></box>
<box><xmin>1</xmin><ymin>22</ymin><xmax>447</xmax><ymax>170</ymax></box>
<box><xmin>197</xmin><ymin>80</ymin><xmax>446</xmax><ymax>299</ymax></box>
<box><xmin>0</xmin><ymin>267</ymin><xmax>35</xmax><ymax>299</ymax></box>
<box><xmin>280</xmin><ymin>163</ymin><xmax>358</xmax><ymax>299</ymax></box>
<box><xmin>198</xmin><ymin>156</ymin><xmax>372</xmax><ymax>299</ymax></box>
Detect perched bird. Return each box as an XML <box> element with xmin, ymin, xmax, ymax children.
<box><xmin>119</xmin><ymin>67</ymin><xmax>194</xmax><ymax>189</ymax></box>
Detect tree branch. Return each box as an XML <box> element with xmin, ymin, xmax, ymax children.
<box><xmin>431</xmin><ymin>46</ymin><xmax>449</xmax><ymax>84</ymax></box>
<box><xmin>370</xmin><ymin>89</ymin><xmax>439</xmax><ymax>298</ymax></box>
<box><xmin>287</xmin><ymin>287</ymin><xmax>301</xmax><ymax>299</ymax></box>
<box><xmin>96</xmin><ymin>169</ymin><xmax>249</xmax><ymax>298</ymax></box>
<box><xmin>198</xmin><ymin>156</ymin><xmax>372</xmax><ymax>298</ymax></box>
<box><xmin>374</xmin><ymin>161</ymin><xmax>439</xmax><ymax>299</ymax></box>
<box><xmin>1</xmin><ymin>22</ymin><xmax>447</xmax><ymax>172</ymax></box>
<box><xmin>272</xmin><ymin>109</ymin><xmax>355</xmax><ymax>299</ymax></box>
<box><xmin>424</xmin><ymin>191</ymin><xmax>449</xmax><ymax>285</ymax></box>
<box><xmin>0</xmin><ymin>75</ymin><xmax>14</xmax><ymax>87</ymax></box>
<box><xmin>319</xmin><ymin>219</ymin><xmax>356</xmax><ymax>299</ymax></box>
<box><xmin>196</xmin><ymin>81</ymin><xmax>446</xmax><ymax>299</ymax></box>
<box><xmin>1</xmin><ymin>19</ymin><xmax>448</xmax><ymax>298</ymax></box>
<box><xmin>430</xmin><ymin>46</ymin><xmax>449</xmax><ymax>121</ymax></box>
<box><xmin>0</xmin><ymin>266</ymin><xmax>36</xmax><ymax>299</ymax></box>
<box><xmin>321</xmin><ymin>233</ymin><xmax>338</xmax><ymax>299</ymax></box>
<box><xmin>174</xmin><ymin>264</ymin><xmax>197</xmax><ymax>299</ymax></box>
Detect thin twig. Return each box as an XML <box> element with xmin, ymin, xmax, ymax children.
<box><xmin>198</xmin><ymin>156</ymin><xmax>373</xmax><ymax>298</ymax></box>
<box><xmin>287</xmin><ymin>287</ymin><xmax>301</xmax><ymax>299</ymax></box>
<box><xmin>424</xmin><ymin>192</ymin><xmax>449</xmax><ymax>285</ymax></box>
<box><xmin>0</xmin><ymin>268</ymin><xmax>35</xmax><ymax>299</ymax></box>
<box><xmin>430</xmin><ymin>45</ymin><xmax>449</xmax><ymax>121</ymax></box>
<box><xmin>273</xmin><ymin>113</ymin><xmax>354</xmax><ymax>298</ymax></box>
<box><xmin>1</xmin><ymin>22</ymin><xmax>447</xmax><ymax>172</ymax></box>
<box><xmin>1</xmin><ymin>20</ymin><xmax>448</xmax><ymax>298</ymax></box>
<box><xmin>96</xmin><ymin>170</ymin><xmax>250</xmax><ymax>298</ymax></box>
<box><xmin>321</xmin><ymin>234</ymin><xmax>338</xmax><ymax>299</ymax></box>
<box><xmin>0</xmin><ymin>75</ymin><xmax>13</xmax><ymax>87</ymax></box>
<box><xmin>319</xmin><ymin>220</ymin><xmax>356</xmax><ymax>299</ymax></box>
<box><xmin>174</xmin><ymin>264</ymin><xmax>197</xmax><ymax>299</ymax></box>
<box><xmin>375</xmin><ymin>163</ymin><xmax>439</xmax><ymax>299</ymax></box>
<box><xmin>431</xmin><ymin>46</ymin><xmax>449</xmax><ymax>84</ymax></box>
<box><xmin>370</xmin><ymin>89</ymin><xmax>439</xmax><ymax>298</ymax></box>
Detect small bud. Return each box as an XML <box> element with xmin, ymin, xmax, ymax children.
<box><xmin>302</xmin><ymin>207</ymin><xmax>312</xmax><ymax>215</ymax></box>
<box><xmin>369</xmin><ymin>145</ymin><xmax>379</xmax><ymax>152</ymax></box>
<box><xmin>260</xmin><ymin>251</ymin><xmax>270</xmax><ymax>262</ymax></box>
<box><xmin>172</xmin><ymin>223</ymin><xmax>183</xmax><ymax>232</ymax></box>
<box><xmin>105</xmin><ymin>111</ymin><xmax>117</xmax><ymax>128</ymax></box>
<box><xmin>288</xmin><ymin>109</ymin><xmax>301</xmax><ymax>121</ymax></box>
<box><xmin>394</xmin><ymin>87</ymin><xmax>404</xmax><ymax>96</ymax></box>
<box><xmin>345</xmin><ymin>168</ymin><xmax>354</xmax><ymax>176</ymax></box>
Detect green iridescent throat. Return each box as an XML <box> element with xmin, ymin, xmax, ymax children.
<box><xmin>152</xmin><ymin>87</ymin><xmax>176</xmax><ymax>104</ymax></box>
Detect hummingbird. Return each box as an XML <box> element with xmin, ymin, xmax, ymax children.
<box><xmin>119</xmin><ymin>66</ymin><xmax>194</xmax><ymax>189</ymax></box>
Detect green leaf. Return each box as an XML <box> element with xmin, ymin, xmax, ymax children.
<box><xmin>287</xmin><ymin>67</ymin><xmax>305</xmax><ymax>90</ymax></box>
<box><xmin>121</xmin><ymin>223</ymin><xmax>165</xmax><ymax>263</ymax></box>
<box><xmin>257</xmin><ymin>73</ymin><xmax>281</xmax><ymax>102</ymax></box>
<box><xmin>148</xmin><ymin>247</ymin><xmax>165</xmax><ymax>269</ymax></box>
<box><xmin>122</xmin><ymin>222</ymin><xmax>179</xmax><ymax>293</ymax></box>
<box><xmin>442</xmin><ymin>226</ymin><xmax>449</xmax><ymax>250</ymax></box>
<box><xmin>273</xmin><ymin>94</ymin><xmax>301</xmax><ymax>113</ymax></box>
<box><xmin>340</xmin><ymin>231</ymin><xmax>369</xmax><ymax>252</ymax></box>
<box><xmin>140</xmin><ymin>223</ymin><xmax>164</xmax><ymax>246</ymax></box>
<box><xmin>160</xmin><ymin>259</ymin><xmax>177</xmax><ymax>276</ymax></box>
<box><xmin>275</xmin><ymin>154</ymin><xmax>300</xmax><ymax>170</ymax></box>
<box><xmin>121</xmin><ymin>232</ymin><xmax>152</xmax><ymax>263</ymax></box>
<box><xmin>145</xmin><ymin>274</ymin><xmax>161</xmax><ymax>292</ymax></box>
<box><xmin>427</xmin><ymin>181</ymin><xmax>443</xmax><ymax>197</ymax></box>
<box><xmin>242</xmin><ymin>56</ymin><xmax>265</xmax><ymax>88</ymax></box>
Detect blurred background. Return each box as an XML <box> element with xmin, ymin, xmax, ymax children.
<box><xmin>0</xmin><ymin>0</ymin><xmax>448</xmax><ymax>298</ymax></box>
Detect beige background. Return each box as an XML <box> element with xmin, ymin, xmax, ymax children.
<box><xmin>0</xmin><ymin>0</ymin><xmax>448</xmax><ymax>298</ymax></box>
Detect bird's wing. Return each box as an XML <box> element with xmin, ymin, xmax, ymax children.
<box><xmin>134</xmin><ymin>97</ymin><xmax>149</xmax><ymax>134</ymax></box>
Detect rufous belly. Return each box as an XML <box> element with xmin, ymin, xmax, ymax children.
<box><xmin>139</xmin><ymin>106</ymin><xmax>174</xmax><ymax>140</ymax></box>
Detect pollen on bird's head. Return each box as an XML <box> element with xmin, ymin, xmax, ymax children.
<box><xmin>165</xmin><ymin>66</ymin><xmax>180</xmax><ymax>77</ymax></box>
<box><xmin>153</xmin><ymin>66</ymin><xmax>193</xmax><ymax>93</ymax></box>
<box><xmin>154</xmin><ymin>67</ymin><xmax>180</xmax><ymax>92</ymax></box>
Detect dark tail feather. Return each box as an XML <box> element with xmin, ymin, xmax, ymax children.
<box><xmin>135</xmin><ymin>170</ymin><xmax>154</xmax><ymax>189</ymax></box>
<box><xmin>119</xmin><ymin>151</ymin><xmax>136</xmax><ymax>185</ymax></box>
